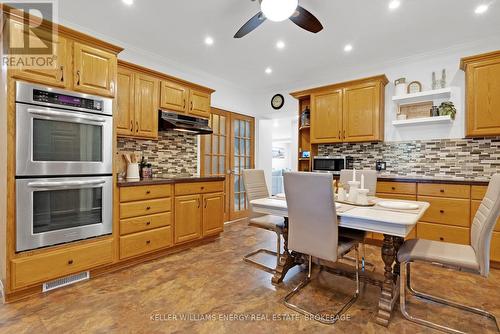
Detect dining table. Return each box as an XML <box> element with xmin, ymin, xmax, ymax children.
<box><xmin>249</xmin><ymin>195</ymin><xmax>430</xmax><ymax>327</ymax></box>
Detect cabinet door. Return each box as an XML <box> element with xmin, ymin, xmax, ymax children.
<box><xmin>8</xmin><ymin>21</ymin><xmax>70</xmax><ymax>88</ymax></box>
<box><xmin>160</xmin><ymin>80</ymin><xmax>188</xmax><ymax>113</ymax></box>
<box><xmin>134</xmin><ymin>73</ymin><xmax>159</xmax><ymax>139</ymax></box>
<box><xmin>202</xmin><ymin>193</ymin><xmax>224</xmax><ymax>236</ymax></box>
<box><xmin>73</xmin><ymin>42</ymin><xmax>117</xmax><ymax>97</ymax></box>
<box><xmin>465</xmin><ymin>58</ymin><xmax>500</xmax><ymax>137</ymax></box>
<box><xmin>174</xmin><ymin>195</ymin><xmax>202</xmax><ymax>243</ymax></box>
<box><xmin>189</xmin><ymin>89</ymin><xmax>211</xmax><ymax>119</ymax></box>
<box><xmin>116</xmin><ymin>67</ymin><xmax>135</xmax><ymax>136</ymax></box>
<box><xmin>343</xmin><ymin>82</ymin><xmax>383</xmax><ymax>142</ymax></box>
<box><xmin>310</xmin><ymin>90</ymin><xmax>343</xmax><ymax>143</ymax></box>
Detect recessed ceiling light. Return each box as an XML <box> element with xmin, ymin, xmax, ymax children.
<box><xmin>204</xmin><ymin>36</ymin><xmax>214</xmax><ymax>46</ymax></box>
<box><xmin>344</xmin><ymin>44</ymin><xmax>353</xmax><ymax>52</ymax></box>
<box><xmin>265</xmin><ymin>67</ymin><xmax>273</xmax><ymax>74</ymax></box>
<box><xmin>388</xmin><ymin>0</ymin><xmax>401</xmax><ymax>10</ymax></box>
<box><xmin>276</xmin><ymin>40</ymin><xmax>286</xmax><ymax>50</ymax></box>
<box><xmin>475</xmin><ymin>4</ymin><xmax>489</xmax><ymax>14</ymax></box>
<box><xmin>122</xmin><ymin>0</ymin><xmax>133</xmax><ymax>6</ymax></box>
<box><xmin>273</xmin><ymin>120</ymin><xmax>279</xmax><ymax>128</ymax></box>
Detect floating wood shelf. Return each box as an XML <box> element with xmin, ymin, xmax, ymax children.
<box><xmin>392</xmin><ymin>87</ymin><xmax>452</xmax><ymax>104</ymax></box>
<box><xmin>298</xmin><ymin>158</ymin><xmax>310</xmax><ymax>161</ymax></box>
<box><xmin>298</xmin><ymin>126</ymin><xmax>310</xmax><ymax>131</ymax></box>
<box><xmin>392</xmin><ymin>115</ymin><xmax>453</xmax><ymax>126</ymax></box>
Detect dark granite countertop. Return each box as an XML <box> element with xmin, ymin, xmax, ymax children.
<box><xmin>333</xmin><ymin>173</ymin><xmax>490</xmax><ymax>186</ymax></box>
<box><xmin>117</xmin><ymin>176</ymin><xmax>225</xmax><ymax>187</ymax></box>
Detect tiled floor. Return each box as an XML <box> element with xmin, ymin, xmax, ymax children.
<box><xmin>0</xmin><ymin>220</ymin><xmax>499</xmax><ymax>334</ymax></box>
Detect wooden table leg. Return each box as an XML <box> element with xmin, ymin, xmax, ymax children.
<box><xmin>376</xmin><ymin>234</ymin><xmax>396</xmax><ymax>327</ymax></box>
<box><xmin>272</xmin><ymin>217</ymin><xmax>300</xmax><ymax>285</ymax></box>
<box><xmin>392</xmin><ymin>236</ymin><xmax>404</xmax><ymax>282</ymax></box>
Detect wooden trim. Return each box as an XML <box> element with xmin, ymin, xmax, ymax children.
<box><xmin>3</xmin><ymin>234</ymin><xmax>220</xmax><ymax>303</ymax></box>
<box><xmin>290</xmin><ymin>74</ymin><xmax>389</xmax><ymax>99</ymax></box>
<box><xmin>118</xmin><ymin>60</ymin><xmax>215</xmax><ymax>94</ymax></box>
<box><xmin>460</xmin><ymin>50</ymin><xmax>500</xmax><ymax>71</ymax></box>
<box><xmin>1</xmin><ymin>4</ymin><xmax>123</xmax><ymax>54</ymax></box>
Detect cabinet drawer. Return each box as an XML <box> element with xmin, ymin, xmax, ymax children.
<box><xmin>471</xmin><ymin>185</ymin><xmax>488</xmax><ymax>200</ymax></box>
<box><xmin>120</xmin><ymin>212</ymin><xmax>172</xmax><ymax>235</ymax></box>
<box><xmin>11</xmin><ymin>239</ymin><xmax>113</xmax><ymax>290</ymax></box>
<box><xmin>120</xmin><ymin>226</ymin><xmax>172</xmax><ymax>259</ymax></box>
<box><xmin>120</xmin><ymin>184</ymin><xmax>172</xmax><ymax>202</ymax></box>
<box><xmin>417</xmin><ymin>183</ymin><xmax>470</xmax><ymax>199</ymax></box>
<box><xmin>417</xmin><ymin>222</ymin><xmax>470</xmax><ymax>245</ymax></box>
<box><xmin>376</xmin><ymin>193</ymin><xmax>416</xmax><ymax>201</ymax></box>
<box><xmin>120</xmin><ymin>198</ymin><xmax>171</xmax><ymax>219</ymax></box>
<box><xmin>419</xmin><ymin>196</ymin><xmax>470</xmax><ymax>227</ymax></box>
<box><xmin>376</xmin><ymin>182</ymin><xmax>416</xmax><ymax>195</ymax></box>
<box><xmin>492</xmin><ymin>232</ymin><xmax>500</xmax><ymax>262</ymax></box>
<box><xmin>175</xmin><ymin>181</ymin><xmax>224</xmax><ymax>196</ymax></box>
<box><xmin>471</xmin><ymin>200</ymin><xmax>500</xmax><ymax>232</ymax></box>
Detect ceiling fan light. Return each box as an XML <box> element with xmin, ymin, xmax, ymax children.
<box><xmin>261</xmin><ymin>0</ymin><xmax>299</xmax><ymax>22</ymax></box>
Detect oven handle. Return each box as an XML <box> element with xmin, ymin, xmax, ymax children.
<box><xmin>28</xmin><ymin>108</ymin><xmax>107</xmax><ymax>123</ymax></box>
<box><xmin>27</xmin><ymin>180</ymin><xmax>106</xmax><ymax>188</ymax></box>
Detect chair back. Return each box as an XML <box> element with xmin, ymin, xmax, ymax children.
<box><xmin>471</xmin><ymin>174</ymin><xmax>500</xmax><ymax>276</ymax></box>
<box><xmin>242</xmin><ymin>169</ymin><xmax>270</xmax><ymax>217</ymax></box>
<box><xmin>283</xmin><ymin>172</ymin><xmax>339</xmax><ymax>262</ymax></box>
<box><xmin>340</xmin><ymin>169</ymin><xmax>378</xmax><ymax>196</ymax></box>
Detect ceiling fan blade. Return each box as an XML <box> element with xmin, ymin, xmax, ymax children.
<box><xmin>234</xmin><ymin>12</ymin><xmax>266</xmax><ymax>38</ymax></box>
<box><xmin>289</xmin><ymin>6</ymin><xmax>323</xmax><ymax>33</ymax></box>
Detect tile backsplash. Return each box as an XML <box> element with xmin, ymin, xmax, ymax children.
<box><xmin>117</xmin><ymin>131</ymin><xmax>198</xmax><ymax>176</ymax></box>
<box><xmin>318</xmin><ymin>137</ymin><xmax>500</xmax><ymax>180</ymax></box>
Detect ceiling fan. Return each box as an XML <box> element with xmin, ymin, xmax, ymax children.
<box><xmin>234</xmin><ymin>0</ymin><xmax>323</xmax><ymax>38</ymax></box>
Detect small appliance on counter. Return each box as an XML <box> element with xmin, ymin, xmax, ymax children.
<box><xmin>313</xmin><ymin>156</ymin><xmax>353</xmax><ymax>175</ymax></box>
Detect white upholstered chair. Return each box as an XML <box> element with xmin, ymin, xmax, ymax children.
<box><xmin>339</xmin><ymin>169</ymin><xmax>378</xmax><ymax>270</ymax></box>
<box><xmin>398</xmin><ymin>173</ymin><xmax>500</xmax><ymax>333</ymax></box>
<box><xmin>283</xmin><ymin>172</ymin><xmax>360</xmax><ymax>324</ymax></box>
<box><xmin>242</xmin><ymin>169</ymin><xmax>284</xmax><ymax>273</ymax></box>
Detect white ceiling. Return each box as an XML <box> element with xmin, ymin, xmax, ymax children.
<box><xmin>59</xmin><ymin>0</ymin><xmax>500</xmax><ymax>92</ymax></box>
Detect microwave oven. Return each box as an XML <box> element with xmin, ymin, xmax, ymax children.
<box><xmin>312</xmin><ymin>156</ymin><xmax>353</xmax><ymax>175</ymax></box>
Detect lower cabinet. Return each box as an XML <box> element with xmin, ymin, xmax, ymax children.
<box><xmin>202</xmin><ymin>193</ymin><xmax>225</xmax><ymax>236</ymax></box>
<box><xmin>120</xmin><ymin>226</ymin><xmax>173</xmax><ymax>259</ymax></box>
<box><xmin>417</xmin><ymin>222</ymin><xmax>470</xmax><ymax>245</ymax></box>
<box><xmin>11</xmin><ymin>239</ymin><xmax>113</xmax><ymax>290</ymax></box>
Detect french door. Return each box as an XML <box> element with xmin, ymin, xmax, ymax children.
<box><xmin>200</xmin><ymin>109</ymin><xmax>254</xmax><ymax>222</ymax></box>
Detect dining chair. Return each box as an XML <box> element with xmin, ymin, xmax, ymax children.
<box><xmin>242</xmin><ymin>169</ymin><xmax>284</xmax><ymax>274</ymax></box>
<box><xmin>339</xmin><ymin>169</ymin><xmax>378</xmax><ymax>271</ymax></box>
<box><xmin>398</xmin><ymin>173</ymin><xmax>500</xmax><ymax>334</ymax></box>
<box><xmin>283</xmin><ymin>172</ymin><xmax>360</xmax><ymax>324</ymax></box>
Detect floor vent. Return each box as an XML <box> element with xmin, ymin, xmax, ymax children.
<box><xmin>42</xmin><ymin>271</ymin><xmax>90</xmax><ymax>292</ymax></box>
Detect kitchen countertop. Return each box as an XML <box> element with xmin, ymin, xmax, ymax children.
<box><xmin>333</xmin><ymin>173</ymin><xmax>490</xmax><ymax>186</ymax></box>
<box><xmin>117</xmin><ymin>176</ymin><xmax>225</xmax><ymax>187</ymax></box>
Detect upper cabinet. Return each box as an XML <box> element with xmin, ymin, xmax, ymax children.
<box><xmin>116</xmin><ymin>68</ymin><xmax>135</xmax><ymax>136</ymax></box>
<box><xmin>73</xmin><ymin>43</ymin><xmax>117</xmax><ymax>97</ymax></box>
<box><xmin>461</xmin><ymin>51</ymin><xmax>500</xmax><ymax>137</ymax></box>
<box><xmin>6</xmin><ymin>14</ymin><xmax>122</xmax><ymax>97</ymax></box>
<box><xmin>160</xmin><ymin>81</ymin><xmax>212</xmax><ymax>119</ymax></box>
<box><xmin>297</xmin><ymin>75</ymin><xmax>387</xmax><ymax>144</ymax></box>
<box><xmin>134</xmin><ymin>73</ymin><xmax>159</xmax><ymax>138</ymax></box>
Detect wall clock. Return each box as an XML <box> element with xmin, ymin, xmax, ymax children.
<box><xmin>271</xmin><ymin>94</ymin><xmax>285</xmax><ymax>110</ymax></box>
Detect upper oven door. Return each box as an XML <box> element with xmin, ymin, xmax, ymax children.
<box><xmin>312</xmin><ymin>158</ymin><xmax>345</xmax><ymax>174</ymax></box>
<box><xmin>16</xmin><ymin>103</ymin><xmax>113</xmax><ymax>176</ymax></box>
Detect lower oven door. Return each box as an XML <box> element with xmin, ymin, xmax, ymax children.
<box><xmin>16</xmin><ymin>176</ymin><xmax>113</xmax><ymax>252</ymax></box>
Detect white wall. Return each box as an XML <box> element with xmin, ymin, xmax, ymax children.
<box><xmin>256</xmin><ymin>119</ymin><xmax>273</xmax><ymax>193</ymax></box>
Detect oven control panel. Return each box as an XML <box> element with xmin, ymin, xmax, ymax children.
<box><xmin>33</xmin><ymin>89</ymin><xmax>103</xmax><ymax>111</ymax></box>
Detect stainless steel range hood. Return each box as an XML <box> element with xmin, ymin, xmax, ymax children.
<box><xmin>158</xmin><ymin>110</ymin><xmax>212</xmax><ymax>135</ymax></box>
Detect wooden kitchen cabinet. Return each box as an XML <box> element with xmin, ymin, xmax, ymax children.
<box><xmin>202</xmin><ymin>193</ymin><xmax>224</xmax><ymax>236</ymax></box>
<box><xmin>311</xmin><ymin>90</ymin><xmax>343</xmax><ymax>143</ymax></box>
<box><xmin>73</xmin><ymin>42</ymin><xmax>117</xmax><ymax>97</ymax></box>
<box><xmin>160</xmin><ymin>80</ymin><xmax>188</xmax><ymax>113</ymax></box>
<box><xmin>116</xmin><ymin>67</ymin><xmax>135</xmax><ymax>136</ymax></box>
<box><xmin>461</xmin><ymin>50</ymin><xmax>500</xmax><ymax>137</ymax></box>
<box><xmin>343</xmin><ymin>81</ymin><xmax>384</xmax><ymax>142</ymax></box>
<box><xmin>8</xmin><ymin>21</ymin><xmax>70</xmax><ymax>88</ymax></box>
<box><xmin>292</xmin><ymin>75</ymin><xmax>387</xmax><ymax>145</ymax></box>
<box><xmin>175</xmin><ymin>194</ymin><xmax>202</xmax><ymax>244</ymax></box>
<box><xmin>134</xmin><ymin>73</ymin><xmax>159</xmax><ymax>138</ymax></box>
<box><xmin>188</xmin><ymin>89</ymin><xmax>211</xmax><ymax>118</ymax></box>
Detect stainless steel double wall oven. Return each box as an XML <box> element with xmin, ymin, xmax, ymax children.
<box><xmin>15</xmin><ymin>82</ymin><xmax>113</xmax><ymax>252</ymax></box>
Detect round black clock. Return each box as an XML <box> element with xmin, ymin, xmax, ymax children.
<box><xmin>271</xmin><ymin>94</ymin><xmax>285</xmax><ymax>110</ymax></box>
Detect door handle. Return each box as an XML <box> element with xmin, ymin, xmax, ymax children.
<box><xmin>28</xmin><ymin>108</ymin><xmax>107</xmax><ymax>123</ymax></box>
<box><xmin>28</xmin><ymin>180</ymin><xmax>106</xmax><ymax>188</ymax></box>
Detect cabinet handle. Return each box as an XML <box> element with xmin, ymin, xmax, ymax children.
<box><xmin>68</xmin><ymin>259</ymin><xmax>74</xmax><ymax>265</ymax></box>
<box><xmin>146</xmin><ymin>190</ymin><xmax>151</xmax><ymax>194</ymax></box>
<box><xmin>146</xmin><ymin>221</ymin><xmax>151</xmax><ymax>226</ymax></box>
<box><xmin>130</xmin><ymin>120</ymin><xmax>134</xmax><ymax>132</ymax></box>
<box><xmin>338</xmin><ymin>130</ymin><xmax>341</xmax><ymax>139</ymax></box>
<box><xmin>197</xmin><ymin>198</ymin><xmax>200</xmax><ymax>208</ymax></box>
<box><xmin>146</xmin><ymin>240</ymin><xmax>151</xmax><ymax>245</ymax></box>
<box><xmin>343</xmin><ymin>130</ymin><xmax>346</xmax><ymax>139</ymax></box>
<box><xmin>204</xmin><ymin>198</ymin><xmax>207</xmax><ymax>208</ymax></box>
<box><xmin>146</xmin><ymin>206</ymin><xmax>151</xmax><ymax>210</ymax></box>
<box><xmin>439</xmin><ymin>237</ymin><xmax>444</xmax><ymax>241</ymax></box>
<box><xmin>110</xmin><ymin>81</ymin><xmax>115</xmax><ymax>95</ymax></box>
<box><xmin>440</xmin><ymin>189</ymin><xmax>445</xmax><ymax>193</ymax></box>
<box><xmin>136</xmin><ymin>121</ymin><xmax>139</xmax><ymax>133</ymax></box>
<box><xmin>191</xmin><ymin>101</ymin><xmax>193</xmax><ymax>111</ymax></box>
<box><xmin>440</xmin><ymin>210</ymin><xmax>445</xmax><ymax>214</ymax></box>
<box><xmin>76</xmin><ymin>70</ymin><xmax>80</xmax><ymax>85</ymax></box>
<box><xmin>201</xmin><ymin>186</ymin><xmax>205</xmax><ymax>190</ymax></box>
<box><xmin>391</xmin><ymin>187</ymin><xmax>396</xmax><ymax>190</ymax></box>
<box><xmin>183</xmin><ymin>99</ymin><xmax>186</xmax><ymax>109</ymax></box>
<box><xmin>60</xmin><ymin>65</ymin><xmax>64</xmax><ymax>82</ymax></box>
